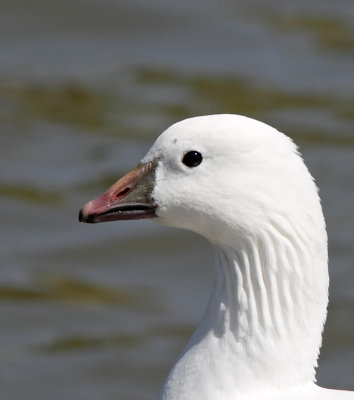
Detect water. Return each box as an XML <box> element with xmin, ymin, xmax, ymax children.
<box><xmin>1</xmin><ymin>0</ymin><xmax>354</xmax><ymax>399</ymax></box>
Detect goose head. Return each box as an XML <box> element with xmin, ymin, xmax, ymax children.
<box><xmin>80</xmin><ymin>114</ymin><xmax>325</xmax><ymax>249</ymax></box>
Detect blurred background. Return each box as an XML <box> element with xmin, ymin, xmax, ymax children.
<box><xmin>1</xmin><ymin>0</ymin><xmax>354</xmax><ymax>399</ymax></box>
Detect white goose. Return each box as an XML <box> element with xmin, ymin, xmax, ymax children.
<box><xmin>79</xmin><ymin>114</ymin><xmax>354</xmax><ymax>400</ymax></box>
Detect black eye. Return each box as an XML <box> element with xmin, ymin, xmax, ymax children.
<box><xmin>182</xmin><ymin>151</ymin><xmax>203</xmax><ymax>167</ymax></box>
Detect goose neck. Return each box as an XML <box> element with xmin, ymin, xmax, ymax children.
<box><xmin>199</xmin><ymin>226</ymin><xmax>328</xmax><ymax>388</ymax></box>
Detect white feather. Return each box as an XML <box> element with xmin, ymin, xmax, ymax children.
<box><xmin>139</xmin><ymin>115</ymin><xmax>354</xmax><ymax>399</ymax></box>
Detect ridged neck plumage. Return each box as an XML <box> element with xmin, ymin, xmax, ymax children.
<box><xmin>159</xmin><ymin>214</ymin><xmax>328</xmax><ymax>399</ymax></box>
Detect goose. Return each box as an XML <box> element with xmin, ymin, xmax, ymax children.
<box><xmin>79</xmin><ymin>114</ymin><xmax>354</xmax><ymax>400</ymax></box>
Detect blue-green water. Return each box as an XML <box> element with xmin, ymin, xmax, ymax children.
<box><xmin>1</xmin><ymin>1</ymin><xmax>354</xmax><ymax>399</ymax></box>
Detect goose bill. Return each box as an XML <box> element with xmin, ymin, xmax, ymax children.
<box><xmin>79</xmin><ymin>160</ymin><xmax>158</xmax><ymax>223</ymax></box>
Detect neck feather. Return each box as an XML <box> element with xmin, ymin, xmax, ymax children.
<box><xmin>159</xmin><ymin>216</ymin><xmax>328</xmax><ymax>399</ymax></box>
